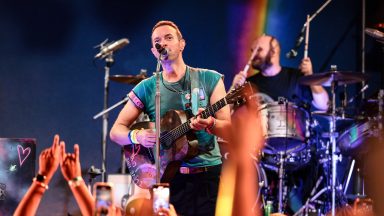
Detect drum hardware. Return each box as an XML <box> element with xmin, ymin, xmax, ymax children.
<box><xmin>258</xmin><ymin>98</ymin><xmax>311</xmax><ymax>214</ymax></box>
<box><xmin>312</xmin><ymin>111</ymin><xmax>353</xmax><ymax>122</ymax></box>
<box><xmin>298</xmin><ymin>70</ymin><xmax>368</xmax><ymax>87</ymax></box>
<box><xmin>252</xmin><ymin>160</ymin><xmax>269</xmax><ymax>213</ymax></box>
<box><xmin>262</xmin><ymin>163</ymin><xmax>279</xmax><ymax>173</ymax></box>
<box><xmin>325</xmin><ymin>68</ymin><xmax>339</xmax><ymax>216</ymax></box>
<box><xmin>365</xmin><ymin>27</ymin><xmax>384</xmax><ymax>44</ymax></box>
<box><xmin>337</xmin><ymin>121</ymin><xmax>373</xmax><ymax>155</ymax></box>
<box><xmin>298</xmin><ymin>65</ymin><xmax>362</xmax><ymax>215</ymax></box>
<box><xmin>277</xmin><ymin>152</ymin><xmax>287</xmax><ymax>213</ymax></box>
<box><xmin>109</xmin><ymin>69</ymin><xmax>148</xmax><ymax>85</ymax></box>
<box><xmin>260</xmin><ymin>101</ymin><xmax>309</xmax><ymax>154</ymax></box>
<box><xmin>293</xmin><ymin>176</ymin><xmax>328</xmax><ymax>216</ymax></box>
<box><xmin>341</xmin><ymin>159</ymin><xmax>367</xmax><ymax>200</ymax></box>
<box><xmin>262</xmin><ymin>149</ymin><xmax>312</xmax><ymax>171</ymax></box>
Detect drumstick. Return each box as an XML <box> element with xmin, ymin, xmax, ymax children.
<box><xmin>304</xmin><ymin>14</ymin><xmax>310</xmax><ymax>59</ymax></box>
<box><xmin>241</xmin><ymin>44</ymin><xmax>259</xmax><ymax>76</ymax></box>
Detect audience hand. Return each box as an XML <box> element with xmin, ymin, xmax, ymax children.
<box><xmin>38</xmin><ymin>134</ymin><xmax>62</xmax><ymax>183</ymax></box>
<box><xmin>60</xmin><ymin>142</ymin><xmax>82</xmax><ymax>181</ymax></box>
<box><xmin>156</xmin><ymin>204</ymin><xmax>177</xmax><ymax>216</ymax></box>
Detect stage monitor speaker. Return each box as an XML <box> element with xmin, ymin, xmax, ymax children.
<box><xmin>0</xmin><ymin>138</ymin><xmax>36</xmax><ymax>215</ymax></box>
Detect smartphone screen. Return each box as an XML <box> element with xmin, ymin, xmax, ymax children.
<box><xmin>153</xmin><ymin>183</ymin><xmax>170</xmax><ymax>214</ymax></box>
<box><xmin>95</xmin><ymin>183</ymin><xmax>113</xmax><ymax>214</ymax></box>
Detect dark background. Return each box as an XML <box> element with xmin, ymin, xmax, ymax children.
<box><xmin>0</xmin><ymin>0</ymin><xmax>382</xmax><ymax>215</ymax></box>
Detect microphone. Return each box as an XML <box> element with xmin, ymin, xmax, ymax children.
<box><xmin>94</xmin><ymin>38</ymin><xmax>129</xmax><ymax>59</ymax></box>
<box><xmin>155</xmin><ymin>43</ymin><xmax>168</xmax><ymax>57</ymax></box>
<box><xmin>286</xmin><ymin>27</ymin><xmax>305</xmax><ymax>59</ymax></box>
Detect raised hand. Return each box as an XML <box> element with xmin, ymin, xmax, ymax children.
<box><xmin>38</xmin><ymin>134</ymin><xmax>61</xmax><ymax>182</ymax></box>
<box><xmin>299</xmin><ymin>57</ymin><xmax>313</xmax><ymax>76</ymax></box>
<box><xmin>231</xmin><ymin>72</ymin><xmax>247</xmax><ymax>89</ymax></box>
<box><xmin>60</xmin><ymin>142</ymin><xmax>82</xmax><ymax>181</ymax></box>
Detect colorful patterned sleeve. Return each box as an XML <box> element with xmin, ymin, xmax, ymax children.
<box><xmin>128</xmin><ymin>91</ymin><xmax>144</xmax><ymax>110</ymax></box>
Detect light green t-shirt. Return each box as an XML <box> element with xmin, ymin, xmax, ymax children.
<box><xmin>128</xmin><ymin>66</ymin><xmax>223</xmax><ymax>167</ymax></box>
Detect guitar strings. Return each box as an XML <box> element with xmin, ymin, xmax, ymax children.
<box><xmin>160</xmin><ymin>98</ymin><xmax>227</xmax><ymax>144</ymax></box>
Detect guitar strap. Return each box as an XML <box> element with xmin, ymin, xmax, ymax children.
<box><xmin>186</xmin><ymin>66</ymin><xmax>208</xmax><ymax>115</ymax></box>
<box><xmin>183</xmin><ymin>66</ymin><xmax>211</xmax><ymax>154</ymax></box>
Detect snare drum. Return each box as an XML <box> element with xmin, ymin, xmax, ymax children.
<box><xmin>262</xmin><ymin>148</ymin><xmax>312</xmax><ymax>171</ymax></box>
<box><xmin>259</xmin><ymin>101</ymin><xmax>309</xmax><ymax>154</ymax></box>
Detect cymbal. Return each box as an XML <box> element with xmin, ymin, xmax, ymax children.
<box><xmin>312</xmin><ymin>111</ymin><xmax>354</xmax><ymax>122</ymax></box>
<box><xmin>109</xmin><ymin>74</ymin><xmax>147</xmax><ymax>85</ymax></box>
<box><xmin>299</xmin><ymin>71</ymin><xmax>368</xmax><ymax>87</ymax></box>
<box><xmin>365</xmin><ymin>27</ymin><xmax>384</xmax><ymax>40</ymax></box>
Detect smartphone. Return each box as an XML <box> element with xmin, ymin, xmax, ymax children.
<box><xmin>93</xmin><ymin>182</ymin><xmax>114</xmax><ymax>215</ymax></box>
<box><xmin>152</xmin><ymin>183</ymin><xmax>170</xmax><ymax>214</ymax></box>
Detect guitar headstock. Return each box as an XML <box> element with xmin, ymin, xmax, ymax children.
<box><xmin>226</xmin><ymin>82</ymin><xmax>254</xmax><ymax>105</ymax></box>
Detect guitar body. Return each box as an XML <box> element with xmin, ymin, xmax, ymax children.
<box><xmin>123</xmin><ymin>82</ymin><xmax>252</xmax><ymax>189</ymax></box>
<box><xmin>124</xmin><ymin>110</ymin><xmax>198</xmax><ymax>189</ymax></box>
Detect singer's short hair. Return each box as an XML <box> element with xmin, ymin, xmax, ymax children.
<box><xmin>152</xmin><ymin>20</ymin><xmax>183</xmax><ymax>40</ymax></box>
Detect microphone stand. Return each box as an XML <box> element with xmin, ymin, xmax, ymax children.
<box><xmin>93</xmin><ymin>96</ymin><xmax>129</xmax><ymax>120</ymax></box>
<box><xmin>155</xmin><ymin>56</ymin><xmax>162</xmax><ymax>184</ymax></box>
<box><xmin>100</xmin><ymin>53</ymin><xmax>113</xmax><ymax>182</ymax></box>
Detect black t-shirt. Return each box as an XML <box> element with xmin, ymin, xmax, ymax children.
<box><xmin>247</xmin><ymin>67</ymin><xmax>312</xmax><ymax>105</ymax></box>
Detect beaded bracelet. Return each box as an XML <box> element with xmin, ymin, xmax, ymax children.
<box><xmin>68</xmin><ymin>176</ymin><xmax>83</xmax><ymax>187</ymax></box>
<box><xmin>33</xmin><ymin>177</ymin><xmax>49</xmax><ymax>190</ymax></box>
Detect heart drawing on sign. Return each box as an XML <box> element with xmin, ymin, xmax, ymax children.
<box><xmin>17</xmin><ymin>145</ymin><xmax>31</xmax><ymax>166</ymax></box>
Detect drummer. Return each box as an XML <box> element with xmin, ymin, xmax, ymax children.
<box><xmin>229</xmin><ymin>34</ymin><xmax>329</xmax><ymax>214</ymax></box>
<box><xmin>230</xmin><ymin>34</ymin><xmax>329</xmax><ymax>111</ymax></box>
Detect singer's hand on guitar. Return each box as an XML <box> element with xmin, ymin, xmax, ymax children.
<box><xmin>190</xmin><ymin>108</ymin><xmax>215</xmax><ymax>131</ymax></box>
<box><xmin>136</xmin><ymin>129</ymin><xmax>156</xmax><ymax>148</ymax></box>
<box><xmin>231</xmin><ymin>72</ymin><xmax>247</xmax><ymax>89</ymax></box>
<box><xmin>299</xmin><ymin>57</ymin><xmax>313</xmax><ymax>76</ymax></box>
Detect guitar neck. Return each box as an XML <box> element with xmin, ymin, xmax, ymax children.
<box><xmin>161</xmin><ymin>97</ymin><xmax>228</xmax><ymax>142</ymax></box>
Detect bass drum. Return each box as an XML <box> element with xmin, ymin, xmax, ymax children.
<box><xmin>337</xmin><ymin>120</ymin><xmax>374</xmax><ymax>155</ymax></box>
<box><xmin>254</xmin><ymin>159</ymin><xmax>268</xmax><ymax>208</ymax></box>
<box><xmin>259</xmin><ymin>101</ymin><xmax>309</xmax><ymax>154</ymax></box>
<box><xmin>220</xmin><ymin>148</ymin><xmax>268</xmax><ymax>207</ymax></box>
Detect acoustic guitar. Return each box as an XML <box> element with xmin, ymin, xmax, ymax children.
<box><xmin>124</xmin><ymin>82</ymin><xmax>253</xmax><ymax>189</ymax></box>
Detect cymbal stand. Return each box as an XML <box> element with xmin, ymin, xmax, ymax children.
<box><xmin>340</xmin><ymin>84</ymin><xmax>348</xmax><ymax>118</ymax></box>
<box><xmin>329</xmin><ymin>75</ymin><xmax>341</xmax><ymax>216</ymax></box>
<box><xmin>277</xmin><ymin>152</ymin><xmax>286</xmax><ymax>213</ymax></box>
<box><xmin>293</xmin><ymin>176</ymin><xmax>330</xmax><ymax>216</ymax></box>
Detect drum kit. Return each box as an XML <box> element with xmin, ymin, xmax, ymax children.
<box><xmin>253</xmin><ymin>68</ymin><xmax>383</xmax><ymax>215</ymax></box>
